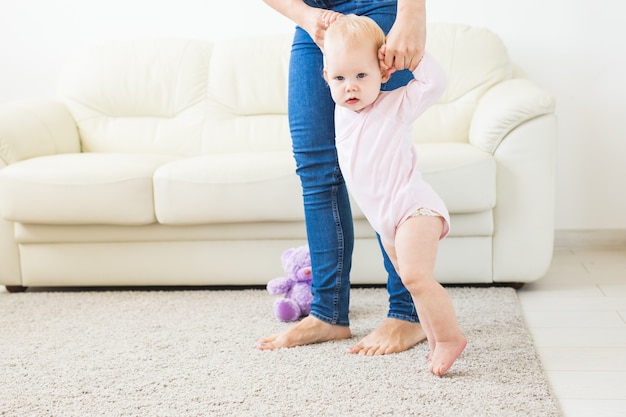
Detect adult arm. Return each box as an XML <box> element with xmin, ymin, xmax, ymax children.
<box><xmin>382</xmin><ymin>0</ymin><xmax>427</xmax><ymax>72</ymax></box>
<box><xmin>262</xmin><ymin>0</ymin><xmax>341</xmax><ymax>50</ymax></box>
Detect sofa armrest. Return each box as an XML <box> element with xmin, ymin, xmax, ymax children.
<box><xmin>469</xmin><ymin>79</ymin><xmax>555</xmax><ymax>154</ymax></box>
<box><xmin>0</xmin><ymin>99</ymin><xmax>81</xmax><ymax>165</ymax></box>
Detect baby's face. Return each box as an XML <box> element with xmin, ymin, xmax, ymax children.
<box><xmin>324</xmin><ymin>40</ymin><xmax>385</xmax><ymax>112</ymax></box>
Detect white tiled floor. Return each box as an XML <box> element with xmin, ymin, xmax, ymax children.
<box><xmin>518</xmin><ymin>248</ymin><xmax>626</xmax><ymax>417</ymax></box>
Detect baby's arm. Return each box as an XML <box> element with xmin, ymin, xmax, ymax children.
<box><xmin>402</xmin><ymin>53</ymin><xmax>448</xmax><ymax>121</ymax></box>
<box><xmin>413</xmin><ymin>53</ymin><xmax>448</xmax><ymax>89</ymax></box>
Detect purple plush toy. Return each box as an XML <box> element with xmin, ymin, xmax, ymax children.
<box><xmin>266</xmin><ymin>245</ymin><xmax>313</xmax><ymax>322</ymax></box>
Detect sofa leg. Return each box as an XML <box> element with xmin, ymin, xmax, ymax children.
<box><xmin>5</xmin><ymin>285</ymin><xmax>27</xmax><ymax>293</ymax></box>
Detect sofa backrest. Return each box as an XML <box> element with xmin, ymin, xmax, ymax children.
<box><xmin>57</xmin><ymin>23</ymin><xmax>511</xmax><ymax>155</ymax></box>
<box><xmin>415</xmin><ymin>23</ymin><xmax>512</xmax><ymax>143</ymax></box>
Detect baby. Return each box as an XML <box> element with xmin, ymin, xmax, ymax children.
<box><xmin>323</xmin><ymin>13</ymin><xmax>466</xmax><ymax>376</ymax></box>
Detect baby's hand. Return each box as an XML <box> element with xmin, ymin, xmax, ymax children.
<box><xmin>305</xmin><ymin>9</ymin><xmax>343</xmax><ymax>51</ymax></box>
<box><xmin>320</xmin><ymin>10</ymin><xmax>343</xmax><ymax>28</ymax></box>
<box><xmin>378</xmin><ymin>44</ymin><xmax>396</xmax><ymax>77</ymax></box>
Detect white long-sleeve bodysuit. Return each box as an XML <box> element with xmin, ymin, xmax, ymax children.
<box><xmin>334</xmin><ymin>52</ymin><xmax>450</xmax><ymax>249</ymax></box>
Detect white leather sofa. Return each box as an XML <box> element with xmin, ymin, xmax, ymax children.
<box><xmin>0</xmin><ymin>23</ymin><xmax>556</xmax><ymax>292</ymax></box>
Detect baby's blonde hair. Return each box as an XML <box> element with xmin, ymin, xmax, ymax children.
<box><xmin>324</xmin><ymin>14</ymin><xmax>385</xmax><ymax>56</ymax></box>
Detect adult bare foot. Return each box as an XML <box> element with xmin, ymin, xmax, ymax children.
<box><xmin>257</xmin><ymin>315</ymin><xmax>351</xmax><ymax>350</ymax></box>
<box><xmin>429</xmin><ymin>335</ymin><xmax>467</xmax><ymax>376</ymax></box>
<box><xmin>346</xmin><ymin>318</ymin><xmax>427</xmax><ymax>355</ymax></box>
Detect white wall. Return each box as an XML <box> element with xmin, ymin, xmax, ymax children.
<box><xmin>1</xmin><ymin>0</ymin><xmax>624</xmax><ymax>231</ymax></box>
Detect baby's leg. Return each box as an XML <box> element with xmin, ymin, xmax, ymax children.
<box><xmin>419</xmin><ymin>314</ymin><xmax>435</xmax><ymax>361</ymax></box>
<box><xmin>394</xmin><ymin>215</ymin><xmax>466</xmax><ymax>376</ymax></box>
<box><xmin>383</xmin><ymin>244</ymin><xmax>436</xmax><ymax>360</ymax></box>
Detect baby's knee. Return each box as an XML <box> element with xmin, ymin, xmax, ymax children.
<box><xmin>400</xmin><ymin>270</ymin><xmax>436</xmax><ymax>295</ymax></box>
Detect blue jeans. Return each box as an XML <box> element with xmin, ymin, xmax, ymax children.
<box><xmin>289</xmin><ymin>0</ymin><xmax>418</xmax><ymax>326</ymax></box>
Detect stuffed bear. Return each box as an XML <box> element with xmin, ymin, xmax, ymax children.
<box><xmin>266</xmin><ymin>245</ymin><xmax>313</xmax><ymax>322</ymax></box>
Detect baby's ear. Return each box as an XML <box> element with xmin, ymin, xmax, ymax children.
<box><xmin>323</xmin><ymin>68</ymin><xmax>329</xmax><ymax>82</ymax></box>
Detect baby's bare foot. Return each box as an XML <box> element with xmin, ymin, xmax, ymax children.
<box><xmin>257</xmin><ymin>315</ymin><xmax>351</xmax><ymax>350</ymax></box>
<box><xmin>429</xmin><ymin>335</ymin><xmax>467</xmax><ymax>376</ymax></box>
<box><xmin>347</xmin><ymin>318</ymin><xmax>426</xmax><ymax>355</ymax></box>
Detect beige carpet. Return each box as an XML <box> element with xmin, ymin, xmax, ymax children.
<box><xmin>0</xmin><ymin>286</ymin><xmax>560</xmax><ymax>416</ymax></box>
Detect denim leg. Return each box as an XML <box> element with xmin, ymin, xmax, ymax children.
<box><xmin>288</xmin><ymin>27</ymin><xmax>353</xmax><ymax>326</ymax></box>
<box><xmin>288</xmin><ymin>0</ymin><xmax>419</xmax><ymax>326</ymax></box>
<box><xmin>376</xmin><ymin>234</ymin><xmax>420</xmax><ymax>323</ymax></box>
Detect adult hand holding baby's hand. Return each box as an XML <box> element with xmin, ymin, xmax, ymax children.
<box><xmin>378</xmin><ymin>44</ymin><xmax>396</xmax><ymax>82</ymax></box>
<box><xmin>383</xmin><ymin>8</ymin><xmax>426</xmax><ymax>72</ymax></box>
<box><xmin>320</xmin><ymin>10</ymin><xmax>343</xmax><ymax>28</ymax></box>
<box><xmin>301</xmin><ymin>8</ymin><xmax>344</xmax><ymax>51</ymax></box>
<box><xmin>378</xmin><ymin>44</ymin><xmax>396</xmax><ymax>79</ymax></box>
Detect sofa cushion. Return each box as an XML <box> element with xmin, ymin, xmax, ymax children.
<box><xmin>0</xmin><ymin>144</ymin><xmax>494</xmax><ymax>227</ymax></box>
<box><xmin>58</xmin><ymin>39</ymin><xmax>213</xmax><ymax>156</ymax></box>
<box><xmin>413</xmin><ymin>24</ymin><xmax>513</xmax><ymax>144</ymax></box>
<box><xmin>154</xmin><ymin>151</ymin><xmax>303</xmax><ymax>224</ymax></box>
<box><xmin>416</xmin><ymin>143</ymin><xmax>496</xmax><ymax>213</ymax></box>
<box><xmin>58</xmin><ymin>36</ymin><xmax>293</xmax><ymax>157</ymax></box>
<box><xmin>0</xmin><ymin>153</ymin><xmax>178</xmax><ymax>225</ymax></box>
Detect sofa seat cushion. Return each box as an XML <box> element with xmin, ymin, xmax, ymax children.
<box><xmin>0</xmin><ymin>153</ymin><xmax>178</xmax><ymax>225</ymax></box>
<box><xmin>418</xmin><ymin>143</ymin><xmax>496</xmax><ymax>213</ymax></box>
<box><xmin>154</xmin><ymin>151</ymin><xmax>303</xmax><ymax>224</ymax></box>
